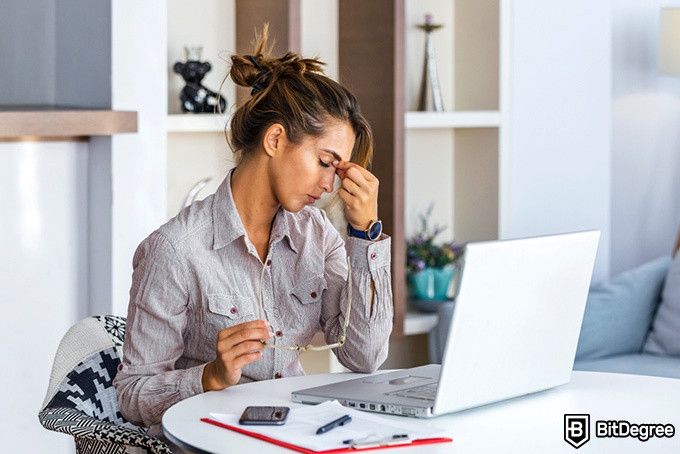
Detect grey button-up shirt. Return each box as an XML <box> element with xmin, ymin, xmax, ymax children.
<box><xmin>113</xmin><ymin>168</ymin><xmax>393</xmax><ymax>428</ymax></box>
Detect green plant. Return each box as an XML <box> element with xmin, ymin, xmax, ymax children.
<box><xmin>406</xmin><ymin>204</ymin><xmax>464</xmax><ymax>273</ymax></box>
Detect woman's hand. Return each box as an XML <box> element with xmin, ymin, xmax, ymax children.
<box><xmin>333</xmin><ymin>160</ymin><xmax>380</xmax><ymax>231</ymax></box>
<box><xmin>202</xmin><ymin>319</ymin><xmax>271</xmax><ymax>391</ymax></box>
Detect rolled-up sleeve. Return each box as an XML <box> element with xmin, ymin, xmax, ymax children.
<box><xmin>319</xmin><ymin>212</ymin><xmax>393</xmax><ymax>373</ymax></box>
<box><xmin>113</xmin><ymin>231</ymin><xmax>205</xmax><ymax>427</ymax></box>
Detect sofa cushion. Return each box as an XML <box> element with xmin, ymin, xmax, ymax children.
<box><xmin>574</xmin><ymin>353</ymin><xmax>680</xmax><ymax>379</ymax></box>
<box><xmin>575</xmin><ymin>256</ymin><xmax>671</xmax><ymax>361</ymax></box>
<box><xmin>644</xmin><ymin>253</ymin><xmax>680</xmax><ymax>355</ymax></box>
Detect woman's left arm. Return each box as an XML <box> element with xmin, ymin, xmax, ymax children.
<box><xmin>319</xmin><ymin>213</ymin><xmax>393</xmax><ymax>372</ymax></box>
<box><xmin>319</xmin><ymin>160</ymin><xmax>393</xmax><ymax>372</ymax></box>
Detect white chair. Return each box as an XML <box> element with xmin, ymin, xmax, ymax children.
<box><xmin>39</xmin><ymin>315</ymin><xmax>171</xmax><ymax>454</ymax></box>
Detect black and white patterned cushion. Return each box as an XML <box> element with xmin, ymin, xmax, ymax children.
<box><xmin>39</xmin><ymin>407</ymin><xmax>170</xmax><ymax>454</ymax></box>
<box><xmin>39</xmin><ymin>316</ymin><xmax>171</xmax><ymax>454</ymax></box>
<box><xmin>47</xmin><ymin>347</ymin><xmax>136</xmax><ymax>429</ymax></box>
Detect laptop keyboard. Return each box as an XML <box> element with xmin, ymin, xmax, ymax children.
<box><xmin>388</xmin><ymin>383</ymin><xmax>438</xmax><ymax>401</ymax></box>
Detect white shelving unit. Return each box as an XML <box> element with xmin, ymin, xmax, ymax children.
<box><xmin>165</xmin><ymin>0</ymin><xmax>237</xmax><ymax>220</ymax></box>
<box><xmin>404</xmin><ymin>311</ymin><xmax>439</xmax><ymax>336</ymax></box>
<box><xmin>404</xmin><ymin>0</ymin><xmax>502</xmax><ymax>245</ymax></box>
<box><xmin>405</xmin><ymin>110</ymin><xmax>501</xmax><ymax>129</ymax></box>
<box><xmin>167</xmin><ymin>113</ymin><xmax>229</xmax><ymax>133</ymax></box>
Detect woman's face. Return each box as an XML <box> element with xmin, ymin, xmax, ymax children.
<box><xmin>270</xmin><ymin>119</ymin><xmax>355</xmax><ymax>212</ymax></box>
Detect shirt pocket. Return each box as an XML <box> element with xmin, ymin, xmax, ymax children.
<box><xmin>290</xmin><ymin>275</ymin><xmax>327</xmax><ymax>305</ymax></box>
<box><xmin>206</xmin><ymin>293</ymin><xmax>255</xmax><ymax>320</ymax></box>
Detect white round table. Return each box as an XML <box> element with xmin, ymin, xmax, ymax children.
<box><xmin>163</xmin><ymin>370</ymin><xmax>680</xmax><ymax>453</ymax></box>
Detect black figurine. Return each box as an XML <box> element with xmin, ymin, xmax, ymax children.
<box><xmin>173</xmin><ymin>46</ymin><xmax>227</xmax><ymax>114</ymax></box>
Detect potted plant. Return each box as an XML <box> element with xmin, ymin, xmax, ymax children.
<box><xmin>406</xmin><ymin>205</ymin><xmax>464</xmax><ymax>304</ymax></box>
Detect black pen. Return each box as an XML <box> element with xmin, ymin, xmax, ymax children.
<box><xmin>315</xmin><ymin>414</ymin><xmax>352</xmax><ymax>435</ymax></box>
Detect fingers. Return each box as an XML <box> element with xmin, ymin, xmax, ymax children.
<box><xmin>232</xmin><ymin>351</ymin><xmax>263</xmax><ymax>370</ymax></box>
<box><xmin>339</xmin><ymin>166</ymin><xmax>377</xmax><ymax>205</ymax></box>
<box><xmin>212</xmin><ymin>320</ymin><xmax>270</xmax><ymax>388</ymax></box>
<box><xmin>340</xmin><ymin>165</ymin><xmax>370</xmax><ymax>187</ymax></box>
<box><xmin>218</xmin><ymin>339</ymin><xmax>265</xmax><ymax>360</ymax></box>
<box><xmin>225</xmin><ymin>326</ymin><xmax>272</xmax><ymax>349</ymax></box>
<box><xmin>338</xmin><ymin>186</ymin><xmax>353</xmax><ymax>207</ymax></box>
<box><xmin>334</xmin><ymin>163</ymin><xmax>380</xmax><ymax>211</ymax></box>
<box><xmin>215</xmin><ymin>331</ymin><xmax>268</xmax><ymax>379</ymax></box>
<box><xmin>341</xmin><ymin>176</ymin><xmax>362</xmax><ymax>197</ymax></box>
<box><xmin>333</xmin><ymin>160</ymin><xmax>376</xmax><ymax>183</ymax></box>
<box><xmin>218</xmin><ymin>319</ymin><xmax>269</xmax><ymax>341</ymax></box>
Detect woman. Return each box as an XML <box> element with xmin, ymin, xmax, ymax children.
<box><xmin>113</xmin><ymin>28</ymin><xmax>393</xmax><ymax>433</ymax></box>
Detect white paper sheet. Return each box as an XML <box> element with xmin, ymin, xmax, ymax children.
<box><xmin>209</xmin><ymin>400</ymin><xmax>447</xmax><ymax>452</ymax></box>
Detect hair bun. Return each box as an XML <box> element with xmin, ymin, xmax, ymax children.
<box><xmin>229</xmin><ymin>53</ymin><xmax>269</xmax><ymax>91</ymax></box>
<box><xmin>229</xmin><ymin>24</ymin><xmax>325</xmax><ymax>96</ymax></box>
<box><xmin>270</xmin><ymin>52</ymin><xmax>325</xmax><ymax>76</ymax></box>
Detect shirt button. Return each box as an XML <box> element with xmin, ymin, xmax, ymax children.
<box><xmin>267</xmin><ymin>259</ymin><xmax>272</xmax><ymax>266</ymax></box>
<box><xmin>370</xmin><ymin>252</ymin><xmax>378</xmax><ymax>260</ymax></box>
<box><xmin>230</xmin><ymin>306</ymin><xmax>237</xmax><ymax>315</ymax></box>
<box><xmin>274</xmin><ymin>372</ymin><xmax>282</xmax><ymax>379</ymax></box>
<box><xmin>310</xmin><ymin>291</ymin><xmax>317</xmax><ymax>299</ymax></box>
<box><xmin>276</xmin><ymin>330</ymin><xmax>283</xmax><ymax>337</ymax></box>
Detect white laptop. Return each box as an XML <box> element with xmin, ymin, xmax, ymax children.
<box><xmin>291</xmin><ymin>231</ymin><xmax>600</xmax><ymax>418</ymax></box>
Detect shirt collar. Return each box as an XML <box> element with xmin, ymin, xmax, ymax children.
<box><xmin>271</xmin><ymin>207</ymin><xmax>298</xmax><ymax>254</ymax></box>
<box><xmin>212</xmin><ymin>168</ymin><xmax>298</xmax><ymax>254</ymax></box>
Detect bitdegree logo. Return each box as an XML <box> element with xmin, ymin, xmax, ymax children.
<box><xmin>565</xmin><ymin>414</ymin><xmax>676</xmax><ymax>448</ymax></box>
<box><xmin>596</xmin><ymin>420</ymin><xmax>675</xmax><ymax>442</ymax></box>
<box><xmin>564</xmin><ymin>415</ymin><xmax>590</xmax><ymax>449</ymax></box>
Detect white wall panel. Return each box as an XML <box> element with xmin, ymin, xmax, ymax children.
<box><xmin>501</xmin><ymin>0</ymin><xmax>612</xmax><ymax>281</ymax></box>
<box><xmin>0</xmin><ymin>141</ymin><xmax>88</xmax><ymax>453</ymax></box>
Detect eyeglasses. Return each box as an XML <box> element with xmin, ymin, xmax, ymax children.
<box><xmin>344</xmin><ymin>434</ymin><xmax>412</xmax><ymax>449</ymax></box>
<box><xmin>257</xmin><ymin>256</ymin><xmax>352</xmax><ymax>352</ymax></box>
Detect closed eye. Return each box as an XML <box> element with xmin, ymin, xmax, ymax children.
<box><xmin>319</xmin><ymin>159</ymin><xmax>331</xmax><ymax>168</ymax></box>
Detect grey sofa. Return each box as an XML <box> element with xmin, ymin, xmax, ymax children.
<box><xmin>574</xmin><ymin>255</ymin><xmax>680</xmax><ymax>379</ymax></box>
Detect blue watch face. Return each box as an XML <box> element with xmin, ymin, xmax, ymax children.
<box><xmin>368</xmin><ymin>221</ymin><xmax>382</xmax><ymax>240</ymax></box>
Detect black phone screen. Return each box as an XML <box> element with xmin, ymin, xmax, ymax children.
<box><xmin>239</xmin><ymin>406</ymin><xmax>290</xmax><ymax>425</ymax></box>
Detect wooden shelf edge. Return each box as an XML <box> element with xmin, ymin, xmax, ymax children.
<box><xmin>405</xmin><ymin>110</ymin><xmax>501</xmax><ymax>129</ymax></box>
<box><xmin>0</xmin><ymin>109</ymin><xmax>137</xmax><ymax>138</ymax></box>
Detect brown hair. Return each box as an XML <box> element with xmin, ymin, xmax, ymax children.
<box><xmin>225</xmin><ymin>25</ymin><xmax>373</xmax><ymax>169</ymax></box>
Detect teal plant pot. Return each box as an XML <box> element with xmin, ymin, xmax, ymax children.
<box><xmin>433</xmin><ymin>266</ymin><xmax>455</xmax><ymax>300</ymax></box>
<box><xmin>409</xmin><ymin>266</ymin><xmax>456</xmax><ymax>301</ymax></box>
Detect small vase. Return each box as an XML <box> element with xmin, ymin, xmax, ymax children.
<box><xmin>409</xmin><ymin>265</ymin><xmax>456</xmax><ymax>301</ymax></box>
<box><xmin>432</xmin><ymin>266</ymin><xmax>455</xmax><ymax>300</ymax></box>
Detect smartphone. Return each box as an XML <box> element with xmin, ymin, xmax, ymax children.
<box><xmin>239</xmin><ymin>406</ymin><xmax>290</xmax><ymax>425</ymax></box>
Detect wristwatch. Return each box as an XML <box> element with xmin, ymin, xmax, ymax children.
<box><xmin>347</xmin><ymin>219</ymin><xmax>383</xmax><ymax>241</ymax></box>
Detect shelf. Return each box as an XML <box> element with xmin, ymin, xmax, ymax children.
<box><xmin>306</xmin><ymin>312</ymin><xmax>436</xmax><ymax>344</ymax></box>
<box><xmin>405</xmin><ymin>111</ymin><xmax>500</xmax><ymax>129</ymax></box>
<box><xmin>168</xmin><ymin>111</ymin><xmax>501</xmax><ymax>133</ymax></box>
<box><xmin>403</xmin><ymin>311</ymin><xmax>439</xmax><ymax>336</ymax></box>
<box><xmin>0</xmin><ymin>106</ymin><xmax>137</xmax><ymax>139</ymax></box>
<box><xmin>167</xmin><ymin>113</ymin><xmax>229</xmax><ymax>133</ymax></box>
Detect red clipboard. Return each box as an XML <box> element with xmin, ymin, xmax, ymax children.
<box><xmin>201</xmin><ymin>417</ymin><xmax>453</xmax><ymax>453</ymax></box>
